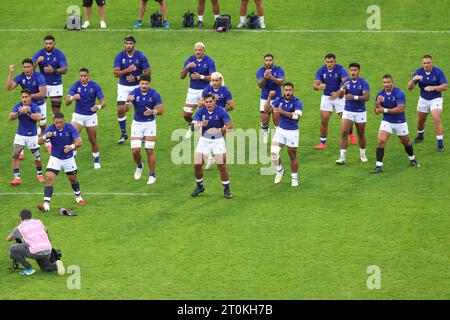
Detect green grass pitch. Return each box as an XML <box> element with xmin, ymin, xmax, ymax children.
<box><xmin>0</xmin><ymin>0</ymin><xmax>449</xmax><ymax>299</ymax></box>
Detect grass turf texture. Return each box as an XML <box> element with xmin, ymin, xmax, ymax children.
<box><xmin>0</xmin><ymin>0</ymin><xmax>450</xmax><ymax>299</ymax></box>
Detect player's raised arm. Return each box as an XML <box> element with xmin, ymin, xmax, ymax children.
<box><xmin>264</xmin><ymin>91</ymin><xmax>276</xmax><ymax>113</ymax></box>
<box><xmin>6</xmin><ymin>65</ymin><xmax>18</xmax><ymax>91</ymax></box>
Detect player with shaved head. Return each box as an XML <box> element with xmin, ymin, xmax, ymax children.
<box><xmin>180</xmin><ymin>42</ymin><xmax>216</xmax><ymax>139</ymax></box>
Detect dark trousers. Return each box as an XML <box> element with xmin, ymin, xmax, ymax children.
<box><xmin>9</xmin><ymin>243</ymin><xmax>57</xmax><ymax>271</ymax></box>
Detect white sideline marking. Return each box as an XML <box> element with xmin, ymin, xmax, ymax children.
<box><xmin>0</xmin><ymin>192</ymin><xmax>163</xmax><ymax>196</ymax></box>
<box><xmin>0</xmin><ymin>28</ymin><xmax>449</xmax><ymax>34</ymax></box>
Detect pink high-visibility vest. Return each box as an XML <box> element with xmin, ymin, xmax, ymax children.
<box><xmin>17</xmin><ymin>219</ymin><xmax>52</xmax><ymax>254</ymax></box>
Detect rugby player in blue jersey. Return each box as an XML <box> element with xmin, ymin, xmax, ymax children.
<box><xmin>7</xmin><ymin>58</ymin><xmax>48</xmax><ymax>157</ymax></box>
<box><xmin>38</xmin><ymin>113</ymin><xmax>83</xmax><ymax>212</ymax></box>
<box><xmin>66</xmin><ymin>68</ymin><xmax>106</xmax><ymax>169</ymax></box>
<box><xmin>191</xmin><ymin>94</ymin><xmax>233</xmax><ymax>199</ymax></box>
<box><xmin>126</xmin><ymin>75</ymin><xmax>163</xmax><ymax>185</ymax></box>
<box><xmin>371</xmin><ymin>75</ymin><xmax>420</xmax><ymax>173</ymax></box>
<box><xmin>407</xmin><ymin>55</ymin><xmax>448</xmax><ymax>151</ymax></box>
<box><xmin>180</xmin><ymin>42</ymin><xmax>216</xmax><ymax>139</ymax></box>
<box><xmin>114</xmin><ymin>36</ymin><xmax>151</xmax><ymax>144</ymax></box>
<box><xmin>256</xmin><ymin>54</ymin><xmax>285</xmax><ymax>144</ymax></box>
<box><xmin>312</xmin><ymin>53</ymin><xmax>357</xmax><ymax>149</ymax></box>
<box><xmin>32</xmin><ymin>35</ymin><xmax>68</xmax><ymax>116</ymax></box>
<box><xmin>8</xmin><ymin>90</ymin><xmax>44</xmax><ymax>186</ymax></box>
<box><xmin>336</xmin><ymin>63</ymin><xmax>370</xmax><ymax>165</ymax></box>
<box><xmin>264</xmin><ymin>83</ymin><xmax>302</xmax><ymax>187</ymax></box>
<box><xmin>198</xmin><ymin>72</ymin><xmax>234</xmax><ymax>169</ymax></box>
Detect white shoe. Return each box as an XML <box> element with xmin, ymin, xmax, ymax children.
<box><xmin>147</xmin><ymin>176</ymin><xmax>156</xmax><ymax>185</ymax></box>
<box><xmin>291</xmin><ymin>179</ymin><xmax>299</xmax><ymax>187</ymax></box>
<box><xmin>56</xmin><ymin>260</ymin><xmax>65</xmax><ymax>276</ymax></box>
<box><xmin>100</xmin><ymin>21</ymin><xmax>107</xmax><ymax>29</ymax></box>
<box><xmin>75</xmin><ymin>196</ymin><xmax>85</xmax><ymax>205</ymax></box>
<box><xmin>260</xmin><ymin>21</ymin><xmax>266</xmax><ymax>29</ymax></box>
<box><xmin>94</xmin><ymin>162</ymin><xmax>101</xmax><ymax>169</ymax></box>
<box><xmin>43</xmin><ymin>202</ymin><xmax>50</xmax><ymax>212</ymax></box>
<box><xmin>360</xmin><ymin>155</ymin><xmax>368</xmax><ymax>162</ymax></box>
<box><xmin>237</xmin><ymin>21</ymin><xmax>245</xmax><ymax>29</ymax></box>
<box><xmin>263</xmin><ymin>129</ymin><xmax>269</xmax><ymax>144</ymax></box>
<box><xmin>274</xmin><ymin>169</ymin><xmax>284</xmax><ymax>184</ymax></box>
<box><xmin>205</xmin><ymin>154</ymin><xmax>215</xmax><ymax>170</ymax></box>
<box><xmin>184</xmin><ymin>128</ymin><xmax>193</xmax><ymax>140</ymax></box>
<box><xmin>335</xmin><ymin>156</ymin><xmax>346</xmax><ymax>165</ymax></box>
<box><xmin>82</xmin><ymin>21</ymin><xmax>90</xmax><ymax>29</ymax></box>
<box><xmin>134</xmin><ymin>165</ymin><xmax>144</xmax><ymax>180</ymax></box>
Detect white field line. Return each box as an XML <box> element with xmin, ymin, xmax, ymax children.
<box><xmin>0</xmin><ymin>28</ymin><xmax>449</xmax><ymax>34</ymax></box>
<box><xmin>0</xmin><ymin>192</ymin><xmax>163</xmax><ymax>196</ymax></box>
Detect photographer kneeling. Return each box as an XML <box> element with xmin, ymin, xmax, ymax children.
<box><xmin>6</xmin><ymin>209</ymin><xmax>65</xmax><ymax>276</ymax></box>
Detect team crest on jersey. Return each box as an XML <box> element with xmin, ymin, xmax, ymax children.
<box><xmin>122</xmin><ymin>59</ymin><xmax>126</xmax><ymax>64</ymax></box>
<box><xmin>136</xmin><ymin>96</ymin><xmax>140</xmax><ymax>101</ymax></box>
<box><xmin>22</xmin><ymin>80</ymin><xmax>26</xmax><ymax>84</ymax></box>
<box><xmin>334</xmin><ymin>73</ymin><xmax>338</xmax><ymax>78</ymax></box>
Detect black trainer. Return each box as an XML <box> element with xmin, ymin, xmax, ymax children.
<box><xmin>191</xmin><ymin>185</ymin><xmax>205</xmax><ymax>197</ymax></box>
<box><xmin>410</xmin><ymin>159</ymin><xmax>421</xmax><ymax>167</ymax></box>
<box><xmin>437</xmin><ymin>147</ymin><xmax>445</xmax><ymax>152</ymax></box>
<box><xmin>197</xmin><ymin>21</ymin><xmax>203</xmax><ymax>28</ymax></box>
<box><xmin>224</xmin><ymin>189</ymin><xmax>232</xmax><ymax>199</ymax></box>
<box><xmin>118</xmin><ymin>133</ymin><xmax>128</xmax><ymax>145</ymax></box>
<box><xmin>414</xmin><ymin>136</ymin><xmax>424</xmax><ymax>144</ymax></box>
<box><xmin>370</xmin><ymin>166</ymin><xmax>382</xmax><ymax>174</ymax></box>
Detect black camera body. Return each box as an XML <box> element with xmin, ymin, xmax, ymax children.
<box><xmin>246</xmin><ymin>12</ymin><xmax>261</xmax><ymax>29</ymax></box>
<box><xmin>183</xmin><ymin>11</ymin><xmax>195</xmax><ymax>28</ymax></box>
<box><xmin>151</xmin><ymin>11</ymin><xmax>163</xmax><ymax>28</ymax></box>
